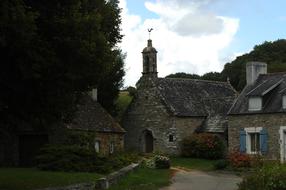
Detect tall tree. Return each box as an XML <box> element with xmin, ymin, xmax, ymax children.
<box><xmin>0</xmin><ymin>0</ymin><xmax>124</xmax><ymax>129</ymax></box>
<box><xmin>221</xmin><ymin>39</ymin><xmax>286</xmax><ymax>90</ymax></box>
<box><xmin>166</xmin><ymin>40</ymin><xmax>286</xmax><ymax>91</ymax></box>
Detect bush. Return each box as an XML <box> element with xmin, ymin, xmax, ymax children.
<box><xmin>238</xmin><ymin>164</ymin><xmax>286</xmax><ymax>190</ymax></box>
<box><xmin>228</xmin><ymin>150</ymin><xmax>251</xmax><ymax>168</ymax></box>
<box><xmin>36</xmin><ymin>144</ymin><xmax>111</xmax><ymax>173</ymax></box>
<box><xmin>126</xmin><ymin>86</ymin><xmax>136</xmax><ymax>97</ymax></box>
<box><xmin>154</xmin><ymin>155</ymin><xmax>170</xmax><ymax>169</ymax></box>
<box><xmin>108</xmin><ymin>152</ymin><xmax>140</xmax><ymax>169</ymax></box>
<box><xmin>249</xmin><ymin>154</ymin><xmax>264</xmax><ymax>168</ymax></box>
<box><xmin>214</xmin><ymin>159</ymin><xmax>228</xmax><ymax>170</ymax></box>
<box><xmin>36</xmin><ymin>145</ymin><xmax>140</xmax><ymax>174</ymax></box>
<box><xmin>181</xmin><ymin>133</ymin><xmax>226</xmax><ymax>159</ymax></box>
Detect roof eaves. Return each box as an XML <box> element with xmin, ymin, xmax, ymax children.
<box><xmin>261</xmin><ymin>79</ymin><xmax>283</xmax><ymax>96</ymax></box>
<box><xmin>279</xmin><ymin>87</ymin><xmax>286</xmax><ymax>94</ymax></box>
<box><xmin>246</xmin><ymin>80</ymin><xmax>267</xmax><ymax>96</ymax></box>
<box><xmin>227</xmin><ymin>86</ymin><xmax>249</xmax><ymax>115</ymax></box>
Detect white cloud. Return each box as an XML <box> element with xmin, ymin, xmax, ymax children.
<box><xmin>119</xmin><ymin>0</ymin><xmax>239</xmax><ymax>87</ymax></box>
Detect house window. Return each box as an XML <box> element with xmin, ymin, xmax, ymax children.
<box><xmin>169</xmin><ymin>135</ymin><xmax>174</xmax><ymax>142</ymax></box>
<box><xmin>248</xmin><ymin>97</ymin><xmax>262</xmax><ymax>111</ymax></box>
<box><xmin>283</xmin><ymin>95</ymin><xmax>286</xmax><ymax>109</ymax></box>
<box><xmin>109</xmin><ymin>141</ymin><xmax>114</xmax><ymax>154</ymax></box>
<box><xmin>240</xmin><ymin>127</ymin><xmax>268</xmax><ymax>154</ymax></box>
<box><xmin>249</xmin><ymin>133</ymin><xmax>260</xmax><ymax>153</ymax></box>
<box><xmin>95</xmin><ymin>141</ymin><xmax>100</xmax><ymax>153</ymax></box>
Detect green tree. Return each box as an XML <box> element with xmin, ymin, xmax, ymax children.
<box><xmin>201</xmin><ymin>72</ymin><xmax>223</xmax><ymax>81</ymax></box>
<box><xmin>222</xmin><ymin>39</ymin><xmax>286</xmax><ymax>91</ymax></box>
<box><xmin>166</xmin><ymin>40</ymin><xmax>286</xmax><ymax>91</ymax></box>
<box><xmin>0</xmin><ymin>0</ymin><xmax>124</xmax><ymax>129</ymax></box>
<box><xmin>166</xmin><ymin>72</ymin><xmax>201</xmax><ymax>79</ymax></box>
<box><xmin>98</xmin><ymin>50</ymin><xmax>125</xmax><ymax>115</ymax></box>
<box><xmin>166</xmin><ymin>72</ymin><xmax>224</xmax><ymax>82</ymax></box>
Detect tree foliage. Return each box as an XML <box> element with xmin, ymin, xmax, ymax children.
<box><xmin>166</xmin><ymin>39</ymin><xmax>286</xmax><ymax>91</ymax></box>
<box><xmin>166</xmin><ymin>72</ymin><xmax>223</xmax><ymax>82</ymax></box>
<box><xmin>0</xmin><ymin>0</ymin><xmax>124</xmax><ymax>129</ymax></box>
<box><xmin>221</xmin><ymin>39</ymin><xmax>286</xmax><ymax>91</ymax></box>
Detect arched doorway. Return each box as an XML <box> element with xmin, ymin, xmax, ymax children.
<box><xmin>142</xmin><ymin>130</ymin><xmax>154</xmax><ymax>153</ymax></box>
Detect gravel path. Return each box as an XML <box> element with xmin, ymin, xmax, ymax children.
<box><xmin>160</xmin><ymin>169</ymin><xmax>242</xmax><ymax>190</ymax></box>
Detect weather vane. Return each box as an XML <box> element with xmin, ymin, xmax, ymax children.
<box><xmin>148</xmin><ymin>28</ymin><xmax>153</xmax><ymax>39</ymax></box>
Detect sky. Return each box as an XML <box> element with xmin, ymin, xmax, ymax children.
<box><xmin>118</xmin><ymin>0</ymin><xmax>286</xmax><ymax>87</ymax></box>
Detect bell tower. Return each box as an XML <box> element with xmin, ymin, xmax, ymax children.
<box><xmin>142</xmin><ymin>29</ymin><xmax>157</xmax><ymax>78</ymax></box>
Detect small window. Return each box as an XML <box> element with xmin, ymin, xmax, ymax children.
<box><xmin>248</xmin><ymin>97</ymin><xmax>262</xmax><ymax>111</ymax></box>
<box><xmin>95</xmin><ymin>141</ymin><xmax>100</xmax><ymax>153</ymax></box>
<box><xmin>249</xmin><ymin>133</ymin><xmax>260</xmax><ymax>153</ymax></box>
<box><xmin>243</xmin><ymin>127</ymin><xmax>262</xmax><ymax>154</ymax></box>
<box><xmin>109</xmin><ymin>142</ymin><xmax>114</xmax><ymax>154</ymax></box>
<box><xmin>283</xmin><ymin>95</ymin><xmax>286</xmax><ymax>109</ymax></box>
<box><xmin>169</xmin><ymin>135</ymin><xmax>174</xmax><ymax>142</ymax></box>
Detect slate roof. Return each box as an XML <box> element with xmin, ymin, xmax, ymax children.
<box><xmin>155</xmin><ymin>78</ymin><xmax>237</xmax><ymax>117</ymax></box>
<box><xmin>67</xmin><ymin>94</ymin><xmax>125</xmax><ymax>133</ymax></box>
<box><xmin>228</xmin><ymin>72</ymin><xmax>286</xmax><ymax>115</ymax></box>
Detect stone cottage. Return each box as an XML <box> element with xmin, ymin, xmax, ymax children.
<box><xmin>0</xmin><ymin>90</ymin><xmax>125</xmax><ymax>166</ymax></box>
<box><xmin>123</xmin><ymin>39</ymin><xmax>237</xmax><ymax>155</ymax></box>
<box><xmin>228</xmin><ymin>62</ymin><xmax>286</xmax><ymax>162</ymax></box>
<box><xmin>66</xmin><ymin>90</ymin><xmax>125</xmax><ymax>156</ymax></box>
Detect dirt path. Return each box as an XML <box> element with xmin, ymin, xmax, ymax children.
<box><xmin>160</xmin><ymin>168</ymin><xmax>242</xmax><ymax>190</ymax></box>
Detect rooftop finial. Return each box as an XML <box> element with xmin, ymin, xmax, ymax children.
<box><xmin>148</xmin><ymin>28</ymin><xmax>153</xmax><ymax>39</ymax></box>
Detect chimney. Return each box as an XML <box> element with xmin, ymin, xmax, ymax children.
<box><xmin>246</xmin><ymin>62</ymin><xmax>267</xmax><ymax>85</ymax></box>
<box><xmin>91</xmin><ymin>88</ymin><xmax>97</xmax><ymax>101</ymax></box>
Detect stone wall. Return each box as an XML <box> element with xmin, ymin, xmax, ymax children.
<box><xmin>228</xmin><ymin>113</ymin><xmax>286</xmax><ymax>159</ymax></box>
<box><xmin>38</xmin><ymin>183</ymin><xmax>95</xmax><ymax>190</ymax></box>
<box><xmin>123</xmin><ymin>76</ymin><xmax>169</xmax><ymax>152</ymax></box>
<box><xmin>95</xmin><ymin>132</ymin><xmax>124</xmax><ymax>156</ymax></box>
<box><xmin>160</xmin><ymin>116</ymin><xmax>205</xmax><ymax>154</ymax></box>
<box><xmin>123</xmin><ymin>76</ymin><xmax>205</xmax><ymax>155</ymax></box>
<box><xmin>37</xmin><ymin>163</ymin><xmax>140</xmax><ymax>190</ymax></box>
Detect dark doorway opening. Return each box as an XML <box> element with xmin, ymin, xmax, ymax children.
<box><xmin>144</xmin><ymin>130</ymin><xmax>153</xmax><ymax>153</ymax></box>
<box><xmin>19</xmin><ymin>134</ymin><xmax>48</xmax><ymax>166</ymax></box>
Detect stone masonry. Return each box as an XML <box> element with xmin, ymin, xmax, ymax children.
<box><xmin>228</xmin><ymin>113</ymin><xmax>286</xmax><ymax>160</ymax></box>
<box><xmin>123</xmin><ymin>76</ymin><xmax>205</xmax><ymax>155</ymax></box>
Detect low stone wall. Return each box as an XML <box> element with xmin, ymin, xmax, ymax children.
<box><xmin>37</xmin><ymin>163</ymin><xmax>139</xmax><ymax>190</ymax></box>
<box><xmin>95</xmin><ymin>163</ymin><xmax>139</xmax><ymax>189</ymax></box>
<box><xmin>38</xmin><ymin>183</ymin><xmax>95</xmax><ymax>190</ymax></box>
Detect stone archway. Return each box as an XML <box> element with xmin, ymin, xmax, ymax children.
<box><xmin>142</xmin><ymin>130</ymin><xmax>154</xmax><ymax>153</ymax></box>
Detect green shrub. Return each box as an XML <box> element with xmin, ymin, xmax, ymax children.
<box><xmin>36</xmin><ymin>145</ymin><xmax>140</xmax><ymax>174</ymax></box>
<box><xmin>181</xmin><ymin>133</ymin><xmax>226</xmax><ymax>159</ymax></box>
<box><xmin>238</xmin><ymin>164</ymin><xmax>286</xmax><ymax>190</ymax></box>
<box><xmin>36</xmin><ymin>144</ymin><xmax>111</xmax><ymax>173</ymax></box>
<box><xmin>214</xmin><ymin>159</ymin><xmax>228</xmax><ymax>170</ymax></box>
<box><xmin>249</xmin><ymin>154</ymin><xmax>264</xmax><ymax>168</ymax></box>
<box><xmin>108</xmin><ymin>152</ymin><xmax>140</xmax><ymax>169</ymax></box>
<box><xmin>154</xmin><ymin>155</ymin><xmax>170</xmax><ymax>169</ymax></box>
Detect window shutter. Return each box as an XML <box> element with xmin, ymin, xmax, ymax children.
<box><xmin>260</xmin><ymin>128</ymin><xmax>268</xmax><ymax>155</ymax></box>
<box><xmin>240</xmin><ymin>129</ymin><xmax>247</xmax><ymax>153</ymax></box>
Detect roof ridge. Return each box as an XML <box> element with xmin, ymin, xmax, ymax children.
<box><xmin>161</xmin><ymin>77</ymin><xmax>229</xmax><ymax>84</ymax></box>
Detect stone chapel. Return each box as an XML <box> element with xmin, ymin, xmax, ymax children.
<box><xmin>123</xmin><ymin>38</ymin><xmax>237</xmax><ymax>155</ymax></box>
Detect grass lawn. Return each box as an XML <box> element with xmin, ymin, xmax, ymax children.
<box><xmin>0</xmin><ymin>168</ymin><xmax>102</xmax><ymax>190</ymax></box>
<box><xmin>171</xmin><ymin>157</ymin><xmax>217</xmax><ymax>171</ymax></box>
<box><xmin>109</xmin><ymin>167</ymin><xmax>172</xmax><ymax>190</ymax></box>
<box><xmin>116</xmin><ymin>91</ymin><xmax>133</xmax><ymax>121</ymax></box>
